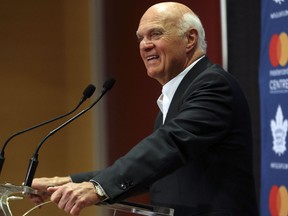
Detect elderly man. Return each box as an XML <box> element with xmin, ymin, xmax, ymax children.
<box><xmin>31</xmin><ymin>2</ymin><xmax>259</xmax><ymax>216</ymax></box>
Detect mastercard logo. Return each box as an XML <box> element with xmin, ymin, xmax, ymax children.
<box><xmin>269</xmin><ymin>32</ymin><xmax>288</xmax><ymax>67</ymax></box>
<box><xmin>269</xmin><ymin>185</ymin><xmax>288</xmax><ymax>216</ymax></box>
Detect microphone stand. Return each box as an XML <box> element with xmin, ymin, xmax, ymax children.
<box><xmin>23</xmin><ymin>79</ymin><xmax>115</xmax><ymax>187</ymax></box>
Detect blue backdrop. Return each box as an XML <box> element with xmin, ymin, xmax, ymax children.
<box><xmin>259</xmin><ymin>0</ymin><xmax>288</xmax><ymax>215</ymax></box>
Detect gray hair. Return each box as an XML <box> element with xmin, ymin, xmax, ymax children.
<box><xmin>178</xmin><ymin>13</ymin><xmax>207</xmax><ymax>53</ymax></box>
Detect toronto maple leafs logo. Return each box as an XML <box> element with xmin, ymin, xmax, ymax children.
<box><xmin>273</xmin><ymin>0</ymin><xmax>285</xmax><ymax>4</ymax></box>
<box><xmin>271</xmin><ymin>105</ymin><xmax>288</xmax><ymax>156</ymax></box>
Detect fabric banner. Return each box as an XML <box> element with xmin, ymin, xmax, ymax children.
<box><xmin>259</xmin><ymin>0</ymin><xmax>288</xmax><ymax>215</ymax></box>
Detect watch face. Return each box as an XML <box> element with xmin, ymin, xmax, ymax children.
<box><xmin>91</xmin><ymin>181</ymin><xmax>108</xmax><ymax>200</ymax></box>
<box><xmin>96</xmin><ymin>185</ymin><xmax>105</xmax><ymax>196</ymax></box>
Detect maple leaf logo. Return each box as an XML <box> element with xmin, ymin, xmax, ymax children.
<box><xmin>271</xmin><ymin>105</ymin><xmax>288</xmax><ymax>156</ymax></box>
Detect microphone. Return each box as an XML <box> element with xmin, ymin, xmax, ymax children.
<box><xmin>23</xmin><ymin>78</ymin><xmax>115</xmax><ymax>187</ymax></box>
<box><xmin>0</xmin><ymin>84</ymin><xmax>96</xmax><ymax>174</ymax></box>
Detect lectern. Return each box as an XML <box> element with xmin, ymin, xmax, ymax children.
<box><xmin>0</xmin><ymin>183</ymin><xmax>174</xmax><ymax>216</ymax></box>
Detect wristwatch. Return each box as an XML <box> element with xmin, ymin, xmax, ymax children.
<box><xmin>90</xmin><ymin>181</ymin><xmax>108</xmax><ymax>201</ymax></box>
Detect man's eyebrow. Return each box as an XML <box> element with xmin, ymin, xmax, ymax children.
<box><xmin>136</xmin><ymin>27</ymin><xmax>164</xmax><ymax>36</ymax></box>
<box><xmin>150</xmin><ymin>27</ymin><xmax>164</xmax><ymax>32</ymax></box>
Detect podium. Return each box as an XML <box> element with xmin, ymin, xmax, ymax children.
<box><xmin>0</xmin><ymin>183</ymin><xmax>174</xmax><ymax>216</ymax></box>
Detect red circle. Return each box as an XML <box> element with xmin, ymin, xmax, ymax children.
<box><xmin>269</xmin><ymin>34</ymin><xmax>280</xmax><ymax>67</ymax></box>
<box><xmin>269</xmin><ymin>185</ymin><xmax>279</xmax><ymax>216</ymax></box>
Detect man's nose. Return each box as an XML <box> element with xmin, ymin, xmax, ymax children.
<box><xmin>139</xmin><ymin>39</ymin><xmax>154</xmax><ymax>49</ymax></box>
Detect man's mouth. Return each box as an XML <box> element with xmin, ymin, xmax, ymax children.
<box><xmin>147</xmin><ymin>55</ymin><xmax>159</xmax><ymax>61</ymax></box>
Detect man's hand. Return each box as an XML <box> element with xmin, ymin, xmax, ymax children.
<box><xmin>29</xmin><ymin>176</ymin><xmax>72</xmax><ymax>205</ymax></box>
<box><xmin>48</xmin><ymin>182</ymin><xmax>100</xmax><ymax>216</ymax></box>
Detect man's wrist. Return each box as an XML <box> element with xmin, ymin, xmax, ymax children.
<box><xmin>90</xmin><ymin>181</ymin><xmax>109</xmax><ymax>201</ymax></box>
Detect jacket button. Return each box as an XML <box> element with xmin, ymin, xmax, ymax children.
<box><xmin>120</xmin><ymin>183</ymin><xmax>127</xmax><ymax>190</ymax></box>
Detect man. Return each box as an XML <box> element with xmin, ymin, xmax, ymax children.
<box><xmin>31</xmin><ymin>2</ymin><xmax>259</xmax><ymax>216</ymax></box>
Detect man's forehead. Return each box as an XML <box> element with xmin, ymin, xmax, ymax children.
<box><xmin>137</xmin><ymin>14</ymin><xmax>174</xmax><ymax>34</ymax></box>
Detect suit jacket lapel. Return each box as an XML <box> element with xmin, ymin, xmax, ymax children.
<box><xmin>164</xmin><ymin>56</ymin><xmax>212</xmax><ymax>124</ymax></box>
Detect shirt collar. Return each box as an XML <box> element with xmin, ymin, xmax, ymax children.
<box><xmin>157</xmin><ymin>55</ymin><xmax>205</xmax><ymax>121</ymax></box>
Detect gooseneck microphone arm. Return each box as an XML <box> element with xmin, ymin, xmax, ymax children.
<box><xmin>23</xmin><ymin>78</ymin><xmax>115</xmax><ymax>187</ymax></box>
<box><xmin>0</xmin><ymin>84</ymin><xmax>96</xmax><ymax>174</ymax></box>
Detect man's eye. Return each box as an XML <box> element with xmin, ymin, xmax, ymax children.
<box><xmin>150</xmin><ymin>31</ymin><xmax>163</xmax><ymax>39</ymax></box>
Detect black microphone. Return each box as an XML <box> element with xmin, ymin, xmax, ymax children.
<box><xmin>0</xmin><ymin>84</ymin><xmax>96</xmax><ymax>174</ymax></box>
<box><xmin>23</xmin><ymin>78</ymin><xmax>115</xmax><ymax>187</ymax></box>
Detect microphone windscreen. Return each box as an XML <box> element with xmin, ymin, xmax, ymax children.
<box><xmin>83</xmin><ymin>84</ymin><xmax>96</xmax><ymax>98</ymax></box>
<box><xmin>103</xmin><ymin>78</ymin><xmax>116</xmax><ymax>92</ymax></box>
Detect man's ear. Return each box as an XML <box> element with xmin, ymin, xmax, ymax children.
<box><xmin>186</xmin><ymin>29</ymin><xmax>198</xmax><ymax>52</ymax></box>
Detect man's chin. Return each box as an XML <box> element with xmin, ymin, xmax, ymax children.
<box><xmin>146</xmin><ymin>71</ymin><xmax>164</xmax><ymax>84</ymax></box>
<box><xmin>146</xmin><ymin>70</ymin><xmax>157</xmax><ymax>79</ymax></box>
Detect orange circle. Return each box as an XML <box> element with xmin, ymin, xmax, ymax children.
<box><xmin>278</xmin><ymin>186</ymin><xmax>288</xmax><ymax>216</ymax></box>
<box><xmin>279</xmin><ymin>32</ymin><xmax>288</xmax><ymax>67</ymax></box>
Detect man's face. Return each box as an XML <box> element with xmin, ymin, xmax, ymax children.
<box><xmin>136</xmin><ymin>8</ymin><xmax>188</xmax><ymax>85</ymax></box>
